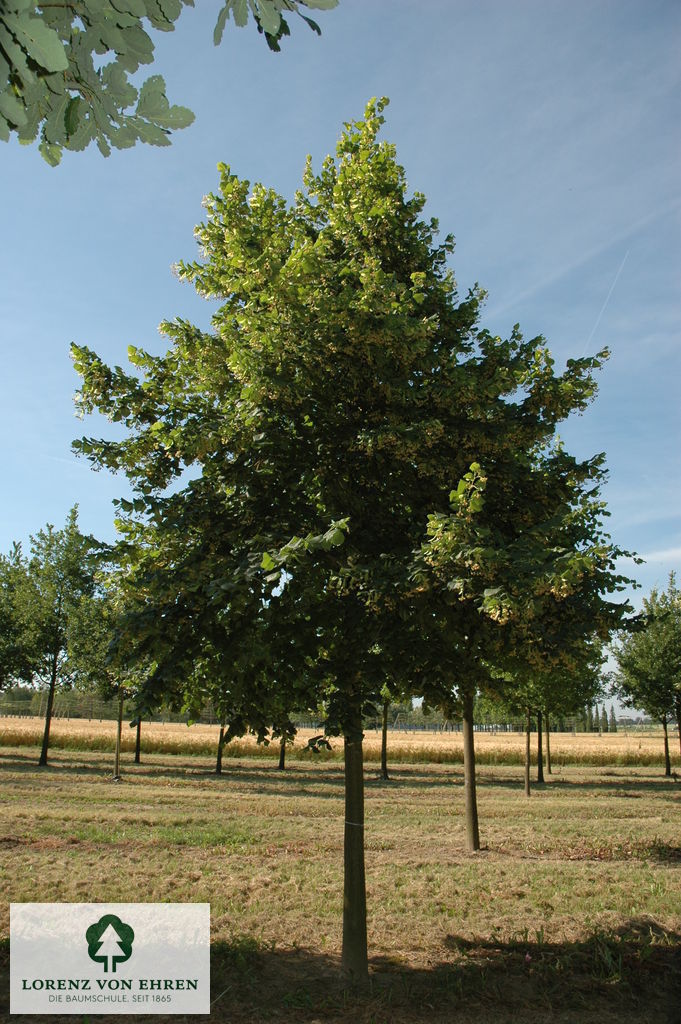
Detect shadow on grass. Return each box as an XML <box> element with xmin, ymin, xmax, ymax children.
<box><xmin>378</xmin><ymin>766</ymin><xmax>679</xmax><ymax>795</ymax></box>
<box><xmin>0</xmin><ymin>751</ymin><xmax>348</xmax><ymax>792</ymax></box>
<box><xmin>1</xmin><ymin>750</ymin><xmax>677</xmax><ymax>803</ymax></box>
<box><xmin>1</xmin><ymin>920</ymin><xmax>680</xmax><ymax>1024</ymax></box>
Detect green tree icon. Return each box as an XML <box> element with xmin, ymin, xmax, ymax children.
<box><xmin>86</xmin><ymin>915</ymin><xmax>134</xmax><ymax>973</ymax></box>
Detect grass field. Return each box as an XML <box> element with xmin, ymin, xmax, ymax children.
<box><xmin>1</xmin><ymin>724</ymin><xmax>680</xmax><ymax>1024</ymax></box>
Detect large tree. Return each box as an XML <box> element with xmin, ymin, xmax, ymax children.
<box><xmin>0</xmin><ymin>0</ymin><xmax>337</xmax><ymax>164</ymax></box>
<box><xmin>614</xmin><ymin>574</ymin><xmax>681</xmax><ymax>774</ymax></box>
<box><xmin>72</xmin><ymin>98</ymin><xmax>631</xmax><ymax>985</ymax></box>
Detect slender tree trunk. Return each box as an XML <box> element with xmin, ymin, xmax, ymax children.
<box><xmin>524</xmin><ymin>707</ymin><xmax>531</xmax><ymax>797</ymax></box>
<box><xmin>380</xmin><ymin>699</ymin><xmax>389</xmax><ymax>781</ymax></box>
<box><xmin>113</xmin><ymin>688</ymin><xmax>123</xmax><ymax>780</ymax></box>
<box><xmin>38</xmin><ymin>652</ymin><xmax>58</xmax><ymax>767</ymax></box>
<box><xmin>545</xmin><ymin>711</ymin><xmax>552</xmax><ymax>775</ymax></box>
<box><xmin>537</xmin><ymin>708</ymin><xmax>544</xmax><ymax>783</ymax></box>
<box><xmin>662</xmin><ymin>717</ymin><xmax>671</xmax><ymax>777</ymax></box>
<box><xmin>216</xmin><ymin>723</ymin><xmax>226</xmax><ymax>775</ymax></box>
<box><xmin>341</xmin><ymin>710</ymin><xmax>369</xmax><ymax>989</ymax></box>
<box><xmin>461</xmin><ymin>687</ymin><xmax>480</xmax><ymax>852</ymax></box>
<box><xmin>134</xmin><ymin>718</ymin><xmax>142</xmax><ymax>764</ymax></box>
<box><xmin>278</xmin><ymin>733</ymin><xmax>286</xmax><ymax>771</ymax></box>
<box><xmin>675</xmin><ymin>699</ymin><xmax>681</xmax><ymax>761</ymax></box>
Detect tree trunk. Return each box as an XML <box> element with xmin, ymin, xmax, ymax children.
<box><xmin>380</xmin><ymin>699</ymin><xmax>389</xmax><ymax>781</ymax></box>
<box><xmin>113</xmin><ymin>688</ymin><xmax>123</xmax><ymax>780</ymax></box>
<box><xmin>675</xmin><ymin>699</ymin><xmax>681</xmax><ymax>761</ymax></box>
<box><xmin>461</xmin><ymin>687</ymin><xmax>480</xmax><ymax>852</ymax></box>
<box><xmin>38</xmin><ymin>652</ymin><xmax>58</xmax><ymax>767</ymax></box>
<box><xmin>134</xmin><ymin>718</ymin><xmax>142</xmax><ymax>764</ymax></box>
<box><xmin>537</xmin><ymin>708</ymin><xmax>544</xmax><ymax>783</ymax></box>
<box><xmin>278</xmin><ymin>733</ymin><xmax>286</xmax><ymax>771</ymax></box>
<box><xmin>216</xmin><ymin>723</ymin><xmax>226</xmax><ymax>775</ymax></box>
<box><xmin>341</xmin><ymin>711</ymin><xmax>369</xmax><ymax>989</ymax></box>
<box><xmin>524</xmin><ymin>707</ymin><xmax>531</xmax><ymax>797</ymax></box>
<box><xmin>662</xmin><ymin>716</ymin><xmax>671</xmax><ymax>777</ymax></box>
<box><xmin>545</xmin><ymin>711</ymin><xmax>552</xmax><ymax>775</ymax></box>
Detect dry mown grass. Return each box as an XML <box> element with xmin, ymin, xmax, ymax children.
<box><xmin>0</xmin><ymin>740</ymin><xmax>680</xmax><ymax>1023</ymax></box>
<box><xmin>1</xmin><ymin>715</ymin><xmax>675</xmax><ymax>767</ymax></box>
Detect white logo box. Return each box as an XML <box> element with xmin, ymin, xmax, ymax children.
<box><xmin>10</xmin><ymin>903</ymin><xmax>210</xmax><ymax>1015</ymax></box>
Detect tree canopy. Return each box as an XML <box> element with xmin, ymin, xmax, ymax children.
<box><xmin>0</xmin><ymin>507</ymin><xmax>101</xmax><ymax>763</ymax></box>
<box><xmin>614</xmin><ymin>573</ymin><xmax>681</xmax><ymax>767</ymax></box>
<box><xmin>0</xmin><ymin>0</ymin><xmax>338</xmax><ymax>165</ymax></box>
<box><xmin>0</xmin><ymin>541</ymin><xmax>34</xmax><ymax>688</ymax></box>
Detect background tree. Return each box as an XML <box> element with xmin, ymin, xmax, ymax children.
<box><xmin>7</xmin><ymin>507</ymin><xmax>100</xmax><ymax>766</ymax></box>
<box><xmin>614</xmin><ymin>574</ymin><xmax>681</xmax><ymax>774</ymax></box>
<box><xmin>0</xmin><ymin>542</ymin><xmax>35</xmax><ymax>690</ymax></box>
<box><xmin>525</xmin><ymin>641</ymin><xmax>604</xmax><ymax>787</ymax></box>
<box><xmin>1</xmin><ymin>0</ymin><xmax>337</xmax><ymax>164</ymax></box>
<box><xmin>415</xmin><ymin>441</ymin><xmax>633</xmax><ymax>829</ymax></box>
<box><xmin>378</xmin><ymin>683</ymin><xmax>392</xmax><ymax>782</ymax></box>
<box><xmin>67</xmin><ymin>574</ymin><xmax>152</xmax><ymax>779</ymax></box>
<box><xmin>609</xmin><ymin>704</ymin><xmax>617</xmax><ymax>732</ymax></box>
<box><xmin>542</xmin><ymin>649</ymin><xmax>605</xmax><ymax>774</ymax></box>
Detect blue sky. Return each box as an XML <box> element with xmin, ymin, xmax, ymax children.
<box><xmin>1</xmin><ymin>0</ymin><xmax>679</xmax><ymax>618</ymax></box>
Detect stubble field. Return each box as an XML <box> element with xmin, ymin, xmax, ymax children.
<box><xmin>0</xmin><ymin>715</ymin><xmax>673</xmax><ymax>766</ymax></box>
<box><xmin>0</xmin><ymin>721</ymin><xmax>679</xmax><ymax>1023</ymax></box>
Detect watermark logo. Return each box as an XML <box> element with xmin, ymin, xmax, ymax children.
<box><xmin>10</xmin><ymin>903</ymin><xmax>210</xmax><ymax>1015</ymax></box>
<box><xmin>86</xmin><ymin>914</ymin><xmax>135</xmax><ymax>973</ymax></box>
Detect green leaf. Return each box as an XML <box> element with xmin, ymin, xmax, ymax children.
<box><xmin>110</xmin><ymin>0</ymin><xmax>147</xmax><ymax>17</ymax></box>
<box><xmin>213</xmin><ymin>5</ymin><xmax>229</xmax><ymax>44</ymax></box>
<box><xmin>2</xmin><ymin>13</ymin><xmax>68</xmax><ymax>72</ymax></box>
<box><xmin>38</xmin><ymin>139</ymin><xmax>62</xmax><ymax>165</ymax></box>
<box><xmin>43</xmin><ymin>72</ymin><xmax>66</xmax><ymax>96</ymax></box>
<box><xmin>155</xmin><ymin>0</ymin><xmax>183</xmax><ymax>23</ymax></box>
<box><xmin>0</xmin><ymin>90</ymin><xmax>27</xmax><ymax>127</ymax></box>
<box><xmin>261</xmin><ymin>552</ymin><xmax>276</xmax><ymax>571</ymax></box>
<box><xmin>65</xmin><ymin>96</ymin><xmax>81</xmax><ymax>137</ymax></box>
<box><xmin>121</xmin><ymin>24</ymin><xmax>155</xmax><ymax>58</ymax></box>
<box><xmin>136</xmin><ymin>74</ymin><xmax>168</xmax><ymax>118</ymax></box>
<box><xmin>43</xmin><ymin>92</ymin><xmax>70</xmax><ymax>144</ymax></box>
<box><xmin>298</xmin><ymin>13</ymin><xmax>321</xmax><ymax>35</ymax></box>
<box><xmin>231</xmin><ymin>0</ymin><xmax>249</xmax><ymax>28</ymax></box>
<box><xmin>136</xmin><ymin>121</ymin><xmax>171</xmax><ymax>145</ymax></box>
<box><xmin>159</xmin><ymin>103</ymin><xmax>194</xmax><ymax>128</ymax></box>
<box><xmin>253</xmin><ymin>0</ymin><xmax>280</xmax><ymax>36</ymax></box>
<box><xmin>99</xmin><ymin>23</ymin><xmax>128</xmax><ymax>54</ymax></box>
<box><xmin>0</xmin><ymin>26</ymin><xmax>36</xmax><ymax>86</ymax></box>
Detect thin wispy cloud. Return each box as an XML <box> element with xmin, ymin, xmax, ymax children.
<box><xmin>483</xmin><ymin>197</ymin><xmax>681</xmax><ymax>324</ymax></box>
<box><xmin>636</xmin><ymin>546</ymin><xmax>681</xmax><ymax>565</ymax></box>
